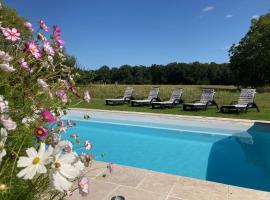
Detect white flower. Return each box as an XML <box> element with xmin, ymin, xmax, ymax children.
<box><xmin>0</xmin><ymin>95</ymin><xmax>9</xmax><ymax>113</ymax></box>
<box><xmin>0</xmin><ymin>128</ymin><xmax>7</xmax><ymax>165</ymax></box>
<box><xmin>17</xmin><ymin>143</ymin><xmax>53</xmax><ymax>180</ymax></box>
<box><xmin>84</xmin><ymin>90</ymin><xmax>91</xmax><ymax>103</ymax></box>
<box><xmin>74</xmin><ymin>160</ymin><xmax>85</xmax><ymax>173</ymax></box>
<box><xmin>53</xmin><ymin>140</ymin><xmax>72</xmax><ymax>155</ymax></box>
<box><xmin>37</xmin><ymin>79</ymin><xmax>49</xmax><ymax>91</ymax></box>
<box><xmin>0</xmin><ymin>114</ymin><xmax>16</xmax><ymax>130</ymax></box>
<box><xmin>0</xmin><ymin>63</ymin><xmax>15</xmax><ymax>72</ymax></box>
<box><xmin>48</xmin><ymin>56</ymin><xmax>53</xmax><ymax>64</ymax></box>
<box><xmin>0</xmin><ymin>51</ymin><xmax>12</xmax><ymax>63</ymax></box>
<box><xmin>22</xmin><ymin>116</ymin><xmax>35</xmax><ymax>126</ymax></box>
<box><xmin>50</xmin><ymin>153</ymin><xmax>80</xmax><ymax>192</ymax></box>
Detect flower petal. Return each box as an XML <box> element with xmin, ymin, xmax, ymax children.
<box><xmin>37</xmin><ymin>164</ymin><xmax>47</xmax><ymax>174</ymax></box>
<box><xmin>38</xmin><ymin>142</ymin><xmax>46</xmax><ymax>158</ymax></box>
<box><xmin>51</xmin><ymin>171</ymin><xmax>72</xmax><ymax>192</ymax></box>
<box><xmin>59</xmin><ymin>164</ymin><xmax>78</xmax><ymax>179</ymax></box>
<box><xmin>58</xmin><ymin>153</ymin><xmax>76</xmax><ymax>164</ymax></box>
<box><xmin>24</xmin><ymin>165</ymin><xmax>38</xmax><ymax>180</ymax></box>
<box><xmin>17</xmin><ymin>165</ymin><xmax>31</xmax><ymax>179</ymax></box>
<box><xmin>26</xmin><ymin>147</ymin><xmax>38</xmax><ymax>159</ymax></box>
<box><xmin>17</xmin><ymin>156</ymin><xmax>32</xmax><ymax>167</ymax></box>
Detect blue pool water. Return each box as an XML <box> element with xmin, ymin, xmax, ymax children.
<box><xmin>63</xmin><ymin>119</ymin><xmax>270</xmax><ymax>192</ymax></box>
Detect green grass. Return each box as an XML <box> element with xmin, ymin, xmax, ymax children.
<box><xmin>72</xmin><ymin>84</ymin><xmax>270</xmax><ymax>121</ymax></box>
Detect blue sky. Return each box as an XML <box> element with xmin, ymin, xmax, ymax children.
<box><xmin>3</xmin><ymin>0</ymin><xmax>270</xmax><ymax>69</ymax></box>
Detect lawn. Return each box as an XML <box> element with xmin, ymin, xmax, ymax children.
<box><xmin>71</xmin><ymin>84</ymin><xmax>270</xmax><ymax>121</ymax></box>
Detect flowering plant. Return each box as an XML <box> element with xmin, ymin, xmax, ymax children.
<box><xmin>0</xmin><ymin>4</ymin><xmax>103</xmax><ymax>200</ymax></box>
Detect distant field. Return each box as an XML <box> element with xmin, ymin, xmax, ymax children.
<box><xmin>72</xmin><ymin>84</ymin><xmax>270</xmax><ymax>121</ymax></box>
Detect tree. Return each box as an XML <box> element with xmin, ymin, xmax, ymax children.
<box><xmin>229</xmin><ymin>12</ymin><xmax>270</xmax><ymax>87</ymax></box>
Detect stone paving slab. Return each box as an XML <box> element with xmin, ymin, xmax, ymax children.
<box><xmin>69</xmin><ymin>161</ymin><xmax>270</xmax><ymax>200</ymax></box>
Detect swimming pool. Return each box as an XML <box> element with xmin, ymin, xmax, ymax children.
<box><xmin>64</xmin><ymin>109</ymin><xmax>270</xmax><ymax>192</ymax></box>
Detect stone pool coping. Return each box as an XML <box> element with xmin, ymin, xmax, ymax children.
<box><xmin>69</xmin><ymin>160</ymin><xmax>270</xmax><ymax>200</ymax></box>
<box><xmin>68</xmin><ymin>108</ymin><xmax>270</xmax><ymax>133</ymax></box>
<box><xmin>69</xmin><ymin>108</ymin><xmax>270</xmax><ymax>124</ymax></box>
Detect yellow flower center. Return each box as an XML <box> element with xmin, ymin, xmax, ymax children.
<box><xmin>32</xmin><ymin>156</ymin><xmax>41</xmax><ymax>165</ymax></box>
<box><xmin>54</xmin><ymin>162</ymin><xmax>61</xmax><ymax>169</ymax></box>
<box><xmin>37</xmin><ymin>130</ymin><xmax>43</xmax><ymax>135</ymax></box>
<box><xmin>31</xmin><ymin>47</ymin><xmax>37</xmax><ymax>52</ymax></box>
<box><xmin>0</xmin><ymin>184</ymin><xmax>8</xmax><ymax>192</ymax></box>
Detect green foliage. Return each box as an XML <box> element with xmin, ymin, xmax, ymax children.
<box><xmin>229</xmin><ymin>12</ymin><xmax>270</xmax><ymax>87</ymax></box>
<box><xmin>77</xmin><ymin>62</ymin><xmax>233</xmax><ymax>85</ymax></box>
<box><xmin>0</xmin><ymin>3</ymin><xmax>85</xmax><ymax>200</ymax></box>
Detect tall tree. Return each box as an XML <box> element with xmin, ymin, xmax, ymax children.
<box><xmin>229</xmin><ymin>12</ymin><xmax>270</xmax><ymax>87</ymax></box>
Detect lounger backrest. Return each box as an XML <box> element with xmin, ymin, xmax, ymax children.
<box><xmin>147</xmin><ymin>87</ymin><xmax>160</xmax><ymax>100</ymax></box>
<box><xmin>199</xmin><ymin>89</ymin><xmax>215</xmax><ymax>104</ymax></box>
<box><xmin>237</xmin><ymin>89</ymin><xmax>256</xmax><ymax>105</ymax></box>
<box><xmin>123</xmin><ymin>87</ymin><xmax>133</xmax><ymax>98</ymax></box>
<box><xmin>169</xmin><ymin>88</ymin><xmax>183</xmax><ymax>102</ymax></box>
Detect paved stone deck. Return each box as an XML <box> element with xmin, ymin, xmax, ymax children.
<box><xmin>69</xmin><ymin>161</ymin><xmax>270</xmax><ymax>200</ymax></box>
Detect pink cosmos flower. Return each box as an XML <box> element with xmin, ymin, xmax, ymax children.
<box><xmin>0</xmin><ymin>51</ymin><xmax>12</xmax><ymax>63</ymax></box>
<box><xmin>56</xmin><ymin>89</ymin><xmax>68</xmax><ymax>103</ymax></box>
<box><xmin>43</xmin><ymin>41</ymin><xmax>55</xmax><ymax>56</ymax></box>
<box><xmin>107</xmin><ymin>162</ymin><xmax>113</xmax><ymax>173</ymax></box>
<box><xmin>84</xmin><ymin>140</ymin><xmax>92</xmax><ymax>150</ymax></box>
<box><xmin>2</xmin><ymin>28</ymin><xmax>20</xmax><ymax>42</ymax></box>
<box><xmin>0</xmin><ymin>114</ymin><xmax>17</xmax><ymax>130</ymax></box>
<box><xmin>37</xmin><ymin>79</ymin><xmax>49</xmax><ymax>91</ymax></box>
<box><xmin>78</xmin><ymin>177</ymin><xmax>89</xmax><ymax>196</ymax></box>
<box><xmin>53</xmin><ymin>26</ymin><xmax>64</xmax><ymax>47</ymax></box>
<box><xmin>41</xmin><ymin>109</ymin><xmax>55</xmax><ymax>123</ymax></box>
<box><xmin>24</xmin><ymin>41</ymin><xmax>41</xmax><ymax>59</ymax></box>
<box><xmin>84</xmin><ymin>90</ymin><xmax>91</xmax><ymax>103</ymax></box>
<box><xmin>18</xmin><ymin>58</ymin><xmax>32</xmax><ymax>72</ymax></box>
<box><xmin>24</xmin><ymin>22</ymin><xmax>34</xmax><ymax>32</ymax></box>
<box><xmin>38</xmin><ymin>20</ymin><xmax>49</xmax><ymax>32</ymax></box>
<box><xmin>35</xmin><ymin>127</ymin><xmax>48</xmax><ymax>139</ymax></box>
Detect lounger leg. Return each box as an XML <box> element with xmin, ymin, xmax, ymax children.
<box><xmin>253</xmin><ymin>103</ymin><xmax>260</xmax><ymax>112</ymax></box>
<box><xmin>183</xmin><ymin>105</ymin><xmax>187</xmax><ymax>111</ymax></box>
<box><xmin>211</xmin><ymin>101</ymin><xmax>219</xmax><ymax>110</ymax></box>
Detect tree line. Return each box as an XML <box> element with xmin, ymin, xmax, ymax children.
<box><xmin>75</xmin><ymin>62</ymin><xmax>233</xmax><ymax>85</ymax></box>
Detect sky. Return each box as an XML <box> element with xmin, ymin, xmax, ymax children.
<box><xmin>3</xmin><ymin>0</ymin><xmax>270</xmax><ymax>69</ymax></box>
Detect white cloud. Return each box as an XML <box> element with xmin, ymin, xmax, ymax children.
<box><xmin>252</xmin><ymin>15</ymin><xmax>259</xmax><ymax>19</ymax></box>
<box><xmin>225</xmin><ymin>14</ymin><xmax>233</xmax><ymax>18</ymax></box>
<box><xmin>202</xmin><ymin>6</ymin><xmax>215</xmax><ymax>13</ymax></box>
